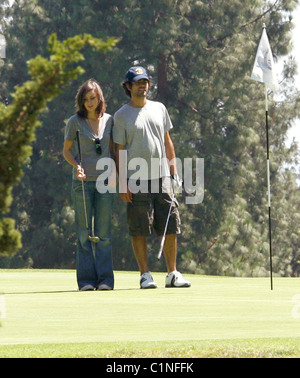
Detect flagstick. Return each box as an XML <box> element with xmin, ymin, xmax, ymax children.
<box><xmin>251</xmin><ymin>24</ymin><xmax>276</xmax><ymax>290</ymax></box>
<box><xmin>265</xmin><ymin>85</ymin><xmax>273</xmax><ymax>290</ymax></box>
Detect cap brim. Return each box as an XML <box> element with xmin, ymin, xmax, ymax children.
<box><xmin>131</xmin><ymin>74</ymin><xmax>149</xmax><ymax>82</ymax></box>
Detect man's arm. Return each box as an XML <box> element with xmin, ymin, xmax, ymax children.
<box><xmin>115</xmin><ymin>143</ymin><xmax>132</xmax><ymax>203</ymax></box>
<box><xmin>164</xmin><ymin>131</ymin><xmax>177</xmax><ymax>176</ymax></box>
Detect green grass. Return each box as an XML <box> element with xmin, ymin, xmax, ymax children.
<box><xmin>0</xmin><ymin>269</ymin><xmax>300</xmax><ymax>358</ymax></box>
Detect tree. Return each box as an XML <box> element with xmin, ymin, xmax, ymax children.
<box><xmin>1</xmin><ymin>0</ymin><xmax>300</xmax><ymax>277</ymax></box>
<box><xmin>0</xmin><ymin>32</ymin><xmax>117</xmax><ymax>256</ymax></box>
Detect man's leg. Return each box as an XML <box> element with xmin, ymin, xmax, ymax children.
<box><xmin>163</xmin><ymin>233</ymin><xmax>191</xmax><ymax>288</ymax></box>
<box><xmin>131</xmin><ymin>236</ymin><xmax>148</xmax><ymax>274</ymax></box>
<box><xmin>162</xmin><ymin>234</ymin><xmax>177</xmax><ymax>273</ymax></box>
<box><xmin>154</xmin><ymin>180</ymin><xmax>191</xmax><ymax>288</ymax></box>
<box><xmin>131</xmin><ymin>236</ymin><xmax>157</xmax><ymax>289</ymax></box>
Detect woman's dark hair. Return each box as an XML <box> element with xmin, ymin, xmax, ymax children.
<box><xmin>76</xmin><ymin>79</ymin><xmax>106</xmax><ymax>118</ymax></box>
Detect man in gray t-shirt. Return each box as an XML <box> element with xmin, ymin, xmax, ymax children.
<box><xmin>113</xmin><ymin>100</ymin><xmax>172</xmax><ymax>180</ymax></box>
<box><xmin>113</xmin><ymin>66</ymin><xmax>191</xmax><ymax>289</ymax></box>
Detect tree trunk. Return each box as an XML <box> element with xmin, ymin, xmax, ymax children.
<box><xmin>157</xmin><ymin>53</ymin><xmax>167</xmax><ymax>101</ymax></box>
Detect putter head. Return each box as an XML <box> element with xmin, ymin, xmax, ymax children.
<box><xmin>157</xmin><ymin>245</ymin><xmax>163</xmax><ymax>261</ymax></box>
<box><xmin>88</xmin><ymin>236</ymin><xmax>100</xmax><ymax>243</ymax></box>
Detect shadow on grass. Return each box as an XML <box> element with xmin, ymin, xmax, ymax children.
<box><xmin>2</xmin><ymin>287</ymin><xmax>141</xmax><ymax>295</ymax></box>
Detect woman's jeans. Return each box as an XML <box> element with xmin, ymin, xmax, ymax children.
<box><xmin>72</xmin><ymin>180</ymin><xmax>114</xmax><ymax>289</ymax></box>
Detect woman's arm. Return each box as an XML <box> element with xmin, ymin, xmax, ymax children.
<box><xmin>63</xmin><ymin>140</ymin><xmax>86</xmax><ymax>180</ymax></box>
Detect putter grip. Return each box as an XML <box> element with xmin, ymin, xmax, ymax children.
<box><xmin>76</xmin><ymin>130</ymin><xmax>82</xmax><ymax>165</ymax></box>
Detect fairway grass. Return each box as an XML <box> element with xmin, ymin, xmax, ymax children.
<box><xmin>0</xmin><ymin>269</ymin><xmax>300</xmax><ymax>358</ymax></box>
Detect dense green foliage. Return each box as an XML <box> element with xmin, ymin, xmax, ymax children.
<box><xmin>0</xmin><ymin>0</ymin><xmax>300</xmax><ymax>276</ymax></box>
<box><xmin>0</xmin><ymin>25</ymin><xmax>117</xmax><ymax>256</ymax></box>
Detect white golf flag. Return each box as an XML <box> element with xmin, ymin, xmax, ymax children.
<box><xmin>251</xmin><ymin>27</ymin><xmax>278</xmax><ymax>90</ymax></box>
<box><xmin>0</xmin><ymin>34</ymin><xmax>6</xmax><ymax>59</ymax></box>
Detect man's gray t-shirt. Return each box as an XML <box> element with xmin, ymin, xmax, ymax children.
<box><xmin>64</xmin><ymin>113</ymin><xmax>113</xmax><ymax>181</ymax></box>
<box><xmin>113</xmin><ymin>100</ymin><xmax>173</xmax><ymax>180</ymax></box>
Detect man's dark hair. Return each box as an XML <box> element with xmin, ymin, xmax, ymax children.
<box><xmin>122</xmin><ymin>78</ymin><xmax>151</xmax><ymax>98</ymax></box>
<box><xmin>122</xmin><ymin>80</ymin><xmax>132</xmax><ymax>98</ymax></box>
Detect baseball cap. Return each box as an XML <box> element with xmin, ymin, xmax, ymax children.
<box><xmin>125</xmin><ymin>66</ymin><xmax>149</xmax><ymax>82</ymax></box>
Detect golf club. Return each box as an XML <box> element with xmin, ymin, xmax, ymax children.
<box><xmin>157</xmin><ymin>192</ymin><xmax>175</xmax><ymax>261</ymax></box>
<box><xmin>76</xmin><ymin>130</ymin><xmax>100</xmax><ymax>243</ymax></box>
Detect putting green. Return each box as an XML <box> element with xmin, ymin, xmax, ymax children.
<box><xmin>0</xmin><ymin>270</ymin><xmax>299</xmax><ymax>349</ymax></box>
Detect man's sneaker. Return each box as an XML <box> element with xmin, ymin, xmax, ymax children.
<box><xmin>165</xmin><ymin>271</ymin><xmax>191</xmax><ymax>288</ymax></box>
<box><xmin>140</xmin><ymin>272</ymin><xmax>157</xmax><ymax>289</ymax></box>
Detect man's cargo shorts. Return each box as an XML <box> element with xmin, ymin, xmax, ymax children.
<box><xmin>126</xmin><ymin>177</ymin><xmax>181</xmax><ymax>237</ymax></box>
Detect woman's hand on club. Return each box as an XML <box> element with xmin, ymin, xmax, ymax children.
<box><xmin>76</xmin><ymin>165</ymin><xmax>86</xmax><ymax>180</ymax></box>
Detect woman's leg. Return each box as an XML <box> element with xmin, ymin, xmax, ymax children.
<box><xmin>93</xmin><ymin>188</ymin><xmax>114</xmax><ymax>289</ymax></box>
<box><xmin>72</xmin><ymin>180</ymin><xmax>97</xmax><ymax>289</ymax></box>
